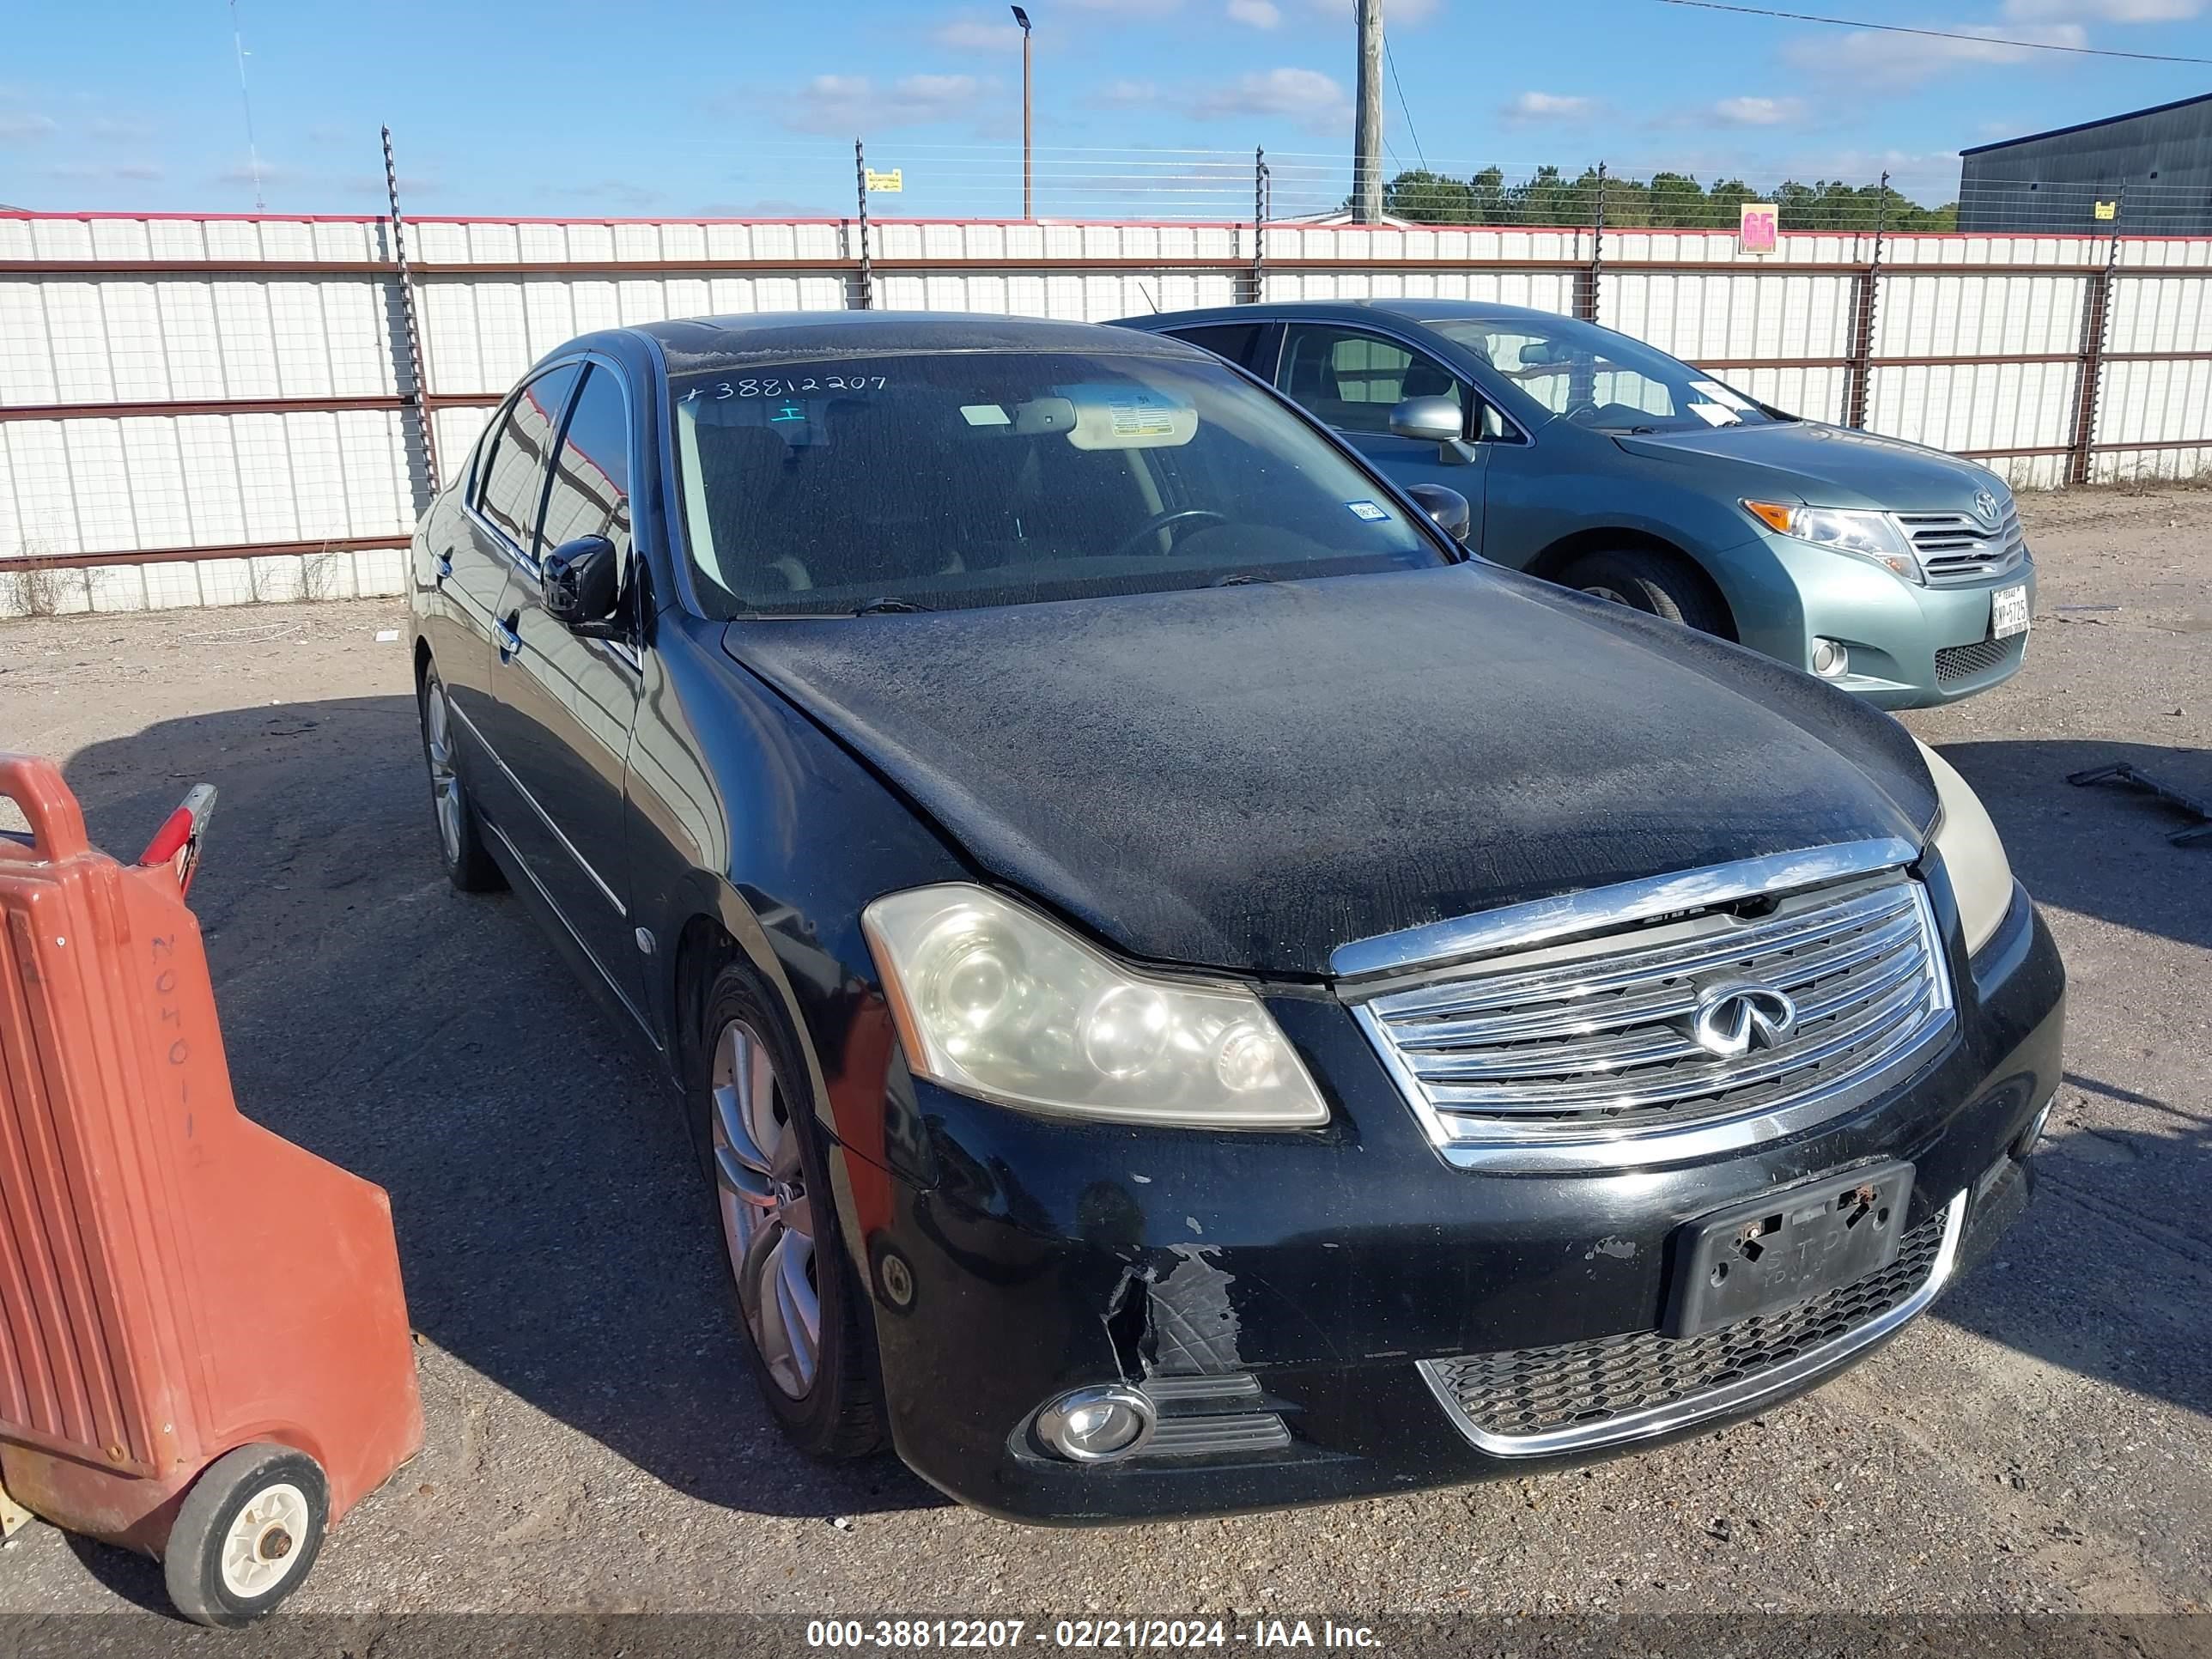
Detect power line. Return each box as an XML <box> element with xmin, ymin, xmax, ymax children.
<box><xmin>1650</xmin><ymin>0</ymin><xmax>2212</xmax><ymax>64</ymax></box>
<box><xmin>228</xmin><ymin>0</ymin><xmax>265</xmax><ymax>210</ymax></box>
<box><xmin>1383</xmin><ymin>36</ymin><xmax>1427</xmax><ymax>172</ymax></box>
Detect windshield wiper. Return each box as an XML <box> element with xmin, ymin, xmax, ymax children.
<box><xmin>1211</xmin><ymin>573</ymin><xmax>1274</xmax><ymax>586</ymax></box>
<box><xmin>851</xmin><ymin>596</ymin><xmax>933</xmax><ymax>615</ymax></box>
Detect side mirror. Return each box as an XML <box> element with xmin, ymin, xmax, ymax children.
<box><xmin>541</xmin><ymin>535</ymin><xmax>620</xmax><ymax>627</ymax></box>
<box><xmin>1388</xmin><ymin>395</ymin><xmax>1477</xmax><ymax>465</ymax></box>
<box><xmin>1405</xmin><ymin>483</ymin><xmax>1472</xmax><ymax>544</ymax></box>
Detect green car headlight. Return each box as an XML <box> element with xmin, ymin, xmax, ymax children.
<box><xmin>1745</xmin><ymin>500</ymin><xmax>1923</xmax><ymax>583</ymax></box>
<box><xmin>1915</xmin><ymin>738</ymin><xmax>2015</xmax><ymax>956</ymax></box>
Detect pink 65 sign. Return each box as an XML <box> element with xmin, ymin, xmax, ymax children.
<box><xmin>1740</xmin><ymin>203</ymin><xmax>1779</xmax><ymax>254</ymax></box>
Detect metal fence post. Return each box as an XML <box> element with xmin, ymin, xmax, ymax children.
<box><xmin>854</xmin><ymin>138</ymin><xmax>874</xmax><ymax>311</ymax></box>
<box><xmin>1578</xmin><ymin>162</ymin><xmax>1607</xmax><ymax>325</ymax></box>
<box><xmin>380</xmin><ymin>125</ymin><xmax>439</xmax><ymax>498</ymax></box>
<box><xmin>1249</xmin><ymin>147</ymin><xmax>1268</xmax><ymax>304</ymax></box>
<box><xmin>1844</xmin><ymin>171</ymin><xmax>1887</xmax><ymax>429</ymax></box>
<box><xmin>2066</xmin><ymin>189</ymin><xmax>2124</xmax><ymax>487</ymax></box>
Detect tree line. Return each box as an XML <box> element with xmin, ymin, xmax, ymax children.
<box><xmin>1377</xmin><ymin>167</ymin><xmax>1960</xmax><ymax>232</ymax></box>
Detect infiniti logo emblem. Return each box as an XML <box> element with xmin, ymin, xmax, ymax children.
<box><xmin>1689</xmin><ymin>982</ymin><xmax>1799</xmax><ymax>1060</ymax></box>
<box><xmin>1972</xmin><ymin>488</ymin><xmax>2001</xmax><ymax>527</ymax></box>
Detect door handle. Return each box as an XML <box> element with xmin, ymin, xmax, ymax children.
<box><xmin>434</xmin><ymin>550</ymin><xmax>453</xmax><ymax>581</ymax></box>
<box><xmin>495</xmin><ymin>616</ymin><xmax>522</xmax><ymax>659</ymax></box>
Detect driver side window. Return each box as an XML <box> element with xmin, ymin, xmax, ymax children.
<box><xmin>1276</xmin><ymin>325</ymin><xmax>1463</xmax><ymax>437</ymax></box>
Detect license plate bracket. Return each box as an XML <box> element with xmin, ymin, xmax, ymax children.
<box><xmin>1991</xmin><ymin>583</ymin><xmax>2030</xmax><ymax>639</ymax></box>
<box><xmin>1662</xmin><ymin>1164</ymin><xmax>1915</xmax><ymax>1339</ymax></box>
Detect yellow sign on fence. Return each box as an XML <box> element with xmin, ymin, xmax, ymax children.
<box><xmin>2094</xmin><ymin>200</ymin><xmax>2118</xmax><ymax>221</ymax></box>
<box><xmin>865</xmin><ymin>168</ymin><xmax>904</xmax><ymax>194</ymax></box>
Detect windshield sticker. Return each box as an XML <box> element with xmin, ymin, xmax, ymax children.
<box><xmin>680</xmin><ymin>375</ymin><xmax>887</xmax><ymax>402</ymax></box>
<box><xmin>1052</xmin><ymin>383</ymin><xmax>1198</xmax><ymax>450</ymax></box>
<box><xmin>1690</xmin><ymin>380</ymin><xmax>1755</xmax><ymax>412</ymax></box>
<box><xmin>960</xmin><ymin>404</ymin><xmax>1012</xmax><ymax>426</ymax></box>
<box><xmin>1346</xmin><ymin>500</ymin><xmax>1391</xmax><ymax>521</ymax></box>
<box><xmin>1686</xmin><ymin>402</ymin><xmax>1742</xmax><ymax>428</ymax></box>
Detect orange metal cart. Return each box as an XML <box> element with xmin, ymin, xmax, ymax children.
<box><xmin>0</xmin><ymin>755</ymin><xmax>421</xmax><ymax>1625</ymax></box>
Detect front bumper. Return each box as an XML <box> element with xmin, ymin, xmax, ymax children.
<box><xmin>843</xmin><ymin>885</ymin><xmax>2064</xmax><ymax>1522</ymax></box>
<box><xmin>1727</xmin><ymin>533</ymin><xmax>2035</xmax><ymax>710</ymax></box>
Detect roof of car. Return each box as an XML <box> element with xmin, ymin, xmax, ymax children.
<box><xmin>1123</xmin><ymin>299</ymin><xmax>1569</xmax><ymax>331</ymax></box>
<box><xmin>629</xmin><ymin>310</ymin><xmax>1210</xmax><ymax>375</ymax></box>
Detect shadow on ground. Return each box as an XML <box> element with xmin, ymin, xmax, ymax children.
<box><xmin>1925</xmin><ymin>736</ymin><xmax>2212</xmax><ymax>1424</ymax></box>
<box><xmin>61</xmin><ymin>696</ymin><xmax>943</xmax><ymax>1527</ymax></box>
<box><xmin>46</xmin><ymin>709</ymin><xmax>2212</xmax><ymax>1537</ymax></box>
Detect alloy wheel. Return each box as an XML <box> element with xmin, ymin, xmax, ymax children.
<box><xmin>710</xmin><ymin>1018</ymin><xmax>820</xmax><ymax>1398</ymax></box>
<box><xmin>423</xmin><ymin>683</ymin><xmax>465</xmax><ymax>865</ymax></box>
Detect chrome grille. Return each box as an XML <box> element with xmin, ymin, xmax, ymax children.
<box><xmin>1896</xmin><ymin>504</ymin><xmax>2026</xmax><ymax>586</ymax></box>
<box><xmin>1420</xmin><ymin>1194</ymin><xmax>1960</xmax><ymax>1453</ymax></box>
<box><xmin>1353</xmin><ymin>870</ymin><xmax>1953</xmax><ymax>1166</ymax></box>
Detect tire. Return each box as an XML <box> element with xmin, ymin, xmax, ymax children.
<box><xmin>694</xmin><ymin>963</ymin><xmax>887</xmax><ymax>1459</ymax></box>
<box><xmin>417</xmin><ymin>665</ymin><xmax>504</xmax><ymax>893</ymax></box>
<box><xmin>1560</xmin><ymin>548</ymin><xmax>1732</xmax><ymax>637</ymax></box>
<box><xmin>162</xmin><ymin>1443</ymin><xmax>329</xmax><ymax>1628</ymax></box>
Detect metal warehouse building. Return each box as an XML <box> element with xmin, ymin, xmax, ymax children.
<box><xmin>1960</xmin><ymin>91</ymin><xmax>2212</xmax><ymax>236</ymax></box>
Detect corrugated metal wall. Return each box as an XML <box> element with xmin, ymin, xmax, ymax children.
<box><xmin>3</xmin><ymin>212</ymin><xmax>2209</xmax><ymax>615</ymax></box>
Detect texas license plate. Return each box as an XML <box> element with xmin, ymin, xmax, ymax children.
<box><xmin>1662</xmin><ymin>1164</ymin><xmax>1915</xmax><ymax>1339</ymax></box>
<box><xmin>1991</xmin><ymin>584</ymin><xmax>2030</xmax><ymax>639</ymax></box>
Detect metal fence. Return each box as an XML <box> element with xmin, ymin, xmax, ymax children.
<box><xmin>2</xmin><ymin>201</ymin><xmax>2209</xmax><ymax>616</ymax></box>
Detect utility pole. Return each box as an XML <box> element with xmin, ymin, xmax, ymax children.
<box><xmin>1013</xmin><ymin>7</ymin><xmax>1034</xmax><ymax>221</ymax></box>
<box><xmin>1352</xmin><ymin>0</ymin><xmax>1383</xmax><ymax>222</ymax></box>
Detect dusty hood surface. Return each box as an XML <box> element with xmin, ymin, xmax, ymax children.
<box><xmin>1613</xmin><ymin>421</ymin><xmax>2002</xmax><ymax>514</ymax></box>
<box><xmin>725</xmin><ymin>565</ymin><xmax>1937</xmax><ymax>977</ymax></box>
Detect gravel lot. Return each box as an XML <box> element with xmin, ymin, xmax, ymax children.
<box><xmin>0</xmin><ymin>488</ymin><xmax>2207</xmax><ymax>1626</ymax></box>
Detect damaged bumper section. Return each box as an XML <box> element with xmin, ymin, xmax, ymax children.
<box><xmin>849</xmin><ymin>892</ymin><xmax>2064</xmax><ymax>1523</ymax></box>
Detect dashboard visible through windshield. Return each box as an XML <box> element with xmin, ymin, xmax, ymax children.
<box><xmin>1429</xmin><ymin>315</ymin><xmax>1782</xmax><ymax>435</ymax></box>
<box><xmin>669</xmin><ymin>349</ymin><xmax>1445</xmax><ymax>617</ymax></box>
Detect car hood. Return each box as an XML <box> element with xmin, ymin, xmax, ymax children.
<box><xmin>722</xmin><ymin>566</ymin><xmax>1937</xmax><ymax>978</ymax></box>
<box><xmin>1613</xmin><ymin>421</ymin><xmax>2001</xmax><ymax>513</ymax></box>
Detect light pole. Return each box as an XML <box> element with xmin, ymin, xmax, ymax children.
<box><xmin>1012</xmin><ymin>6</ymin><xmax>1033</xmax><ymax>220</ymax></box>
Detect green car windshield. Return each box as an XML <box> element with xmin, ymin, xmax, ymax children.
<box><xmin>1428</xmin><ymin>315</ymin><xmax>1781</xmax><ymax>434</ymax></box>
<box><xmin>668</xmin><ymin>350</ymin><xmax>1443</xmax><ymax>617</ymax></box>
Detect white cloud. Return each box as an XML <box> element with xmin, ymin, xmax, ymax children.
<box><xmin>47</xmin><ymin>160</ymin><xmax>162</xmax><ymax>182</ymax></box>
<box><xmin>2004</xmin><ymin>0</ymin><xmax>2200</xmax><ymax>19</ymax></box>
<box><xmin>0</xmin><ymin>110</ymin><xmax>57</xmax><ymax>143</ymax></box>
<box><xmin>1229</xmin><ymin>0</ymin><xmax>1283</xmax><ymax>23</ymax></box>
<box><xmin>788</xmin><ymin>72</ymin><xmax>995</xmax><ymax>133</ymax></box>
<box><xmin>1781</xmin><ymin>21</ymin><xmax>2087</xmax><ymax>83</ymax></box>
<box><xmin>933</xmin><ymin>15</ymin><xmax>1024</xmax><ymax>49</ymax></box>
<box><xmin>1503</xmin><ymin>90</ymin><xmax>1596</xmax><ymax>122</ymax></box>
<box><xmin>1194</xmin><ymin>66</ymin><xmax>1352</xmax><ymax>132</ymax></box>
<box><xmin>1099</xmin><ymin>77</ymin><xmax>1164</xmax><ymax>104</ymax></box>
<box><xmin>1711</xmin><ymin>95</ymin><xmax>1809</xmax><ymax>125</ymax></box>
<box><xmin>1296</xmin><ymin>0</ymin><xmax>1442</xmax><ymax>21</ymax></box>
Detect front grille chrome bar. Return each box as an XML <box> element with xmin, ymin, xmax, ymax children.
<box><xmin>1339</xmin><ymin>840</ymin><xmax>1955</xmax><ymax>1172</ymax></box>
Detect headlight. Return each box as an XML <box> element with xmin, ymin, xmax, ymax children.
<box><xmin>1915</xmin><ymin>738</ymin><xmax>2014</xmax><ymax>956</ymax></box>
<box><xmin>861</xmin><ymin>884</ymin><xmax>1329</xmax><ymax>1129</ymax></box>
<box><xmin>1744</xmin><ymin>501</ymin><xmax>1922</xmax><ymax>582</ymax></box>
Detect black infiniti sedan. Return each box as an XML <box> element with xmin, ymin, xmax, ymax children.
<box><xmin>408</xmin><ymin>312</ymin><xmax>2063</xmax><ymax>1522</ymax></box>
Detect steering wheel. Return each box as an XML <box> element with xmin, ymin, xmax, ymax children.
<box><xmin>1105</xmin><ymin>508</ymin><xmax>1230</xmax><ymax>559</ymax></box>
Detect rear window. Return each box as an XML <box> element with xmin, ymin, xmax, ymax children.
<box><xmin>667</xmin><ymin>349</ymin><xmax>1443</xmax><ymax>618</ymax></box>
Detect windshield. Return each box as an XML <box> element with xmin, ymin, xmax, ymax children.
<box><xmin>669</xmin><ymin>349</ymin><xmax>1443</xmax><ymax>617</ymax></box>
<box><xmin>1427</xmin><ymin>315</ymin><xmax>1781</xmax><ymax>434</ymax></box>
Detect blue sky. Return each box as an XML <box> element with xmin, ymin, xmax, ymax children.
<box><xmin>2</xmin><ymin>0</ymin><xmax>2204</xmax><ymax>218</ymax></box>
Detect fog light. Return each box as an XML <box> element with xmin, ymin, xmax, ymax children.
<box><xmin>2016</xmin><ymin>1098</ymin><xmax>2052</xmax><ymax>1158</ymax></box>
<box><xmin>1810</xmin><ymin>637</ymin><xmax>1849</xmax><ymax>678</ymax></box>
<box><xmin>1034</xmin><ymin>1385</ymin><xmax>1156</xmax><ymax>1463</ymax></box>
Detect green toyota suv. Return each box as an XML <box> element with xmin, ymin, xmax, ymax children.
<box><xmin>1116</xmin><ymin>300</ymin><xmax>2033</xmax><ymax>708</ymax></box>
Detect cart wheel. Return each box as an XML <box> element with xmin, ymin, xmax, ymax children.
<box><xmin>162</xmin><ymin>1443</ymin><xmax>329</xmax><ymax>1628</ymax></box>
